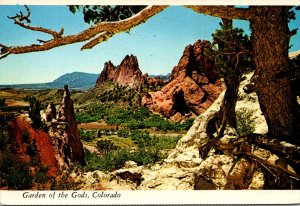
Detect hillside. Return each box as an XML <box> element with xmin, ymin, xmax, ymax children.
<box><xmin>0</xmin><ymin>72</ymin><xmax>99</xmax><ymax>90</ymax></box>
<box><xmin>47</xmin><ymin>72</ymin><xmax>98</xmax><ymax>89</ymax></box>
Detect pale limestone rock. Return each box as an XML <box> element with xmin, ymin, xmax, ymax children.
<box><xmin>124</xmin><ymin>161</ymin><xmax>138</xmax><ymax>168</ymax></box>
<box><xmin>248</xmin><ymin>171</ymin><xmax>264</xmax><ymax>189</ymax></box>
<box><xmin>236</xmin><ymin>72</ymin><xmax>268</xmax><ymax>134</ymax></box>
<box><xmin>198</xmin><ymin>155</ymin><xmax>234</xmax><ymax>189</ymax></box>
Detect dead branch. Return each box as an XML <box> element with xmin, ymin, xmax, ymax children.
<box><xmin>0</xmin><ymin>5</ymin><xmax>168</xmax><ymax>59</ymax></box>
<box><xmin>185</xmin><ymin>6</ymin><xmax>253</xmax><ymax>21</ymax></box>
<box><xmin>8</xmin><ymin>5</ymin><xmax>31</xmax><ymax>23</ymax></box>
<box><xmin>235</xmin><ymin>142</ymin><xmax>299</xmax><ymax>179</ymax></box>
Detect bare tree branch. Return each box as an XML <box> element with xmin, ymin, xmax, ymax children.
<box><xmin>185</xmin><ymin>6</ymin><xmax>253</xmax><ymax>20</ymax></box>
<box><xmin>0</xmin><ymin>43</ymin><xmax>10</xmax><ymax>59</ymax></box>
<box><xmin>0</xmin><ymin>5</ymin><xmax>168</xmax><ymax>59</ymax></box>
<box><xmin>81</xmin><ymin>32</ymin><xmax>113</xmax><ymax>50</ymax></box>
<box><xmin>8</xmin><ymin>5</ymin><xmax>31</xmax><ymax>23</ymax></box>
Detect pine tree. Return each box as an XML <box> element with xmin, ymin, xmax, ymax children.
<box><xmin>206</xmin><ymin>19</ymin><xmax>253</xmax><ymax>134</ymax></box>
<box><xmin>28</xmin><ymin>97</ymin><xmax>42</xmax><ymax>129</ymax></box>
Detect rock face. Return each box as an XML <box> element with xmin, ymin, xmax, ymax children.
<box><xmin>96</xmin><ymin>55</ymin><xmax>145</xmax><ymax>88</ymax></box>
<box><xmin>144</xmin><ymin>73</ymin><xmax>164</xmax><ymax>88</ymax></box>
<box><xmin>142</xmin><ymin>40</ymin><xmax>224</xmax><ymax>122</ymax></box>
<box><xmin>48</xmin><ymin>85</ymin><xmax>85</xmax><ymax>168</ymax></box>
<box><xmin>45</xmin><ymin>102</ymin><xmax>56</xmax><ymax>122</ymax></box>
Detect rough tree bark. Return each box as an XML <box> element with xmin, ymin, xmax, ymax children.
<box><xmin>250</xmin><ymin>7</ymin><xmax>299</xmax><ymax>140</ymax></box>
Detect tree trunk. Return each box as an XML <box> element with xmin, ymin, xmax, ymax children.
<box><xmin>217</xmin><ymin>18</ymin><xmax>241</xmax><ymax>133</ymax></box>
<box><xmin>218</xmin><ymin>74</ymin><xmax>241</xmax><ymax>130</ymax></box>
<box><xmin>251</xmin><ymin>7</ymin><xmax>298</xmax><ymax>140</ymax></box>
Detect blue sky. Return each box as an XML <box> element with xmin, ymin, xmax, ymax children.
<box><xmin>0</xmin><ymin>6</ymin><xmax>299</xmax><ymax>84</ymax></box>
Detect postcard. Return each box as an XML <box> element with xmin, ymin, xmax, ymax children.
<box><xmin>0</xmin><ymin>0</ymin><xmax>300</xmax><ymax>205</ymax></box>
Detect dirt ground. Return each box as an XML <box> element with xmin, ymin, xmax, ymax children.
<box><xmin>78</xmin><ymin>121</ymin><xmax>118</xmax><ymax>130</ymax></box>
<box><xmin>5</xmin><ymin>99</ymin><xmax>29</xmax><ymax>107</ymax></box>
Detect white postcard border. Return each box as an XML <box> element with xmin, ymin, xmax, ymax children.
<box><xmin>0</xmin><ymin>1</ymin><xmax>299</xmax><ymax>205</ymax></box>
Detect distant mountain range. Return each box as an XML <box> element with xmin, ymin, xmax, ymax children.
<box><xmin>0</xmin><ymin>71</ymin><xmax>171</xmax><ymax>90</ymax></box>
<box><xmin>149</xmin><ymin>73</ymin><xmax>170</xmax><ymax>80</ymax></box>
<box><xmin>0</xmin><ymin>72</ymin><xmax>99</xmax><ymax>90</ymax></box>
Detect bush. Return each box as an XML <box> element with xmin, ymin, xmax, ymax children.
<box><xmin>84</xmin><ymin>147</ymin><xmax>162</xmax><ymax>172</ymax></box>
<box><xmin>0</xmin><ymin>98</ymin><xmax>6</xmax><ymax>107</ymax></box>
<box><xmin>79</xmin><ymin>129</ymin><xmax>96</xmax><ymax>142</ymax></box>
<box><xmin>117</xmin><ymin>128</ymin><xmax>130</xmax><ymax>138</ymax></box>
<box><xmin>0</xmin><ymin>153</ymin><xmax>34</xmax><ymax>189</ymax></box>
<box><xmin>130</xmin><ymin>130</ymin><xmax>152</xmax><ymax>147</ymax></box>
<box><xmin>75</xmin><ymin>113</ymin><xmax>99</xmax><ymax>123</ymax></box>
<box><xmin>130</xmin><ymin>148</ymin><xmax>160</xmax><ymax>165</ymax></box>
<box><xmin>236</xmin><ymin>108</ymin><xmax>256</xmax><ymax>136</ymax></box>
<box><xmin>0</xmin><ymin>112</ymin><xmax>15</xmax><ymax>125</ymax></box>
<box><xmin>96</xmin><ymin>139</ymin><xmax>118</xmax><ymax>154</ymax></box>
<box><xmin>0</xmin><ymin>126</ymin><xmax>10</xmax><ymax>149</ymax></box>
<box><xmin>21</xmin><ymin>130</ymin><xmax>30</xmax><ymax>143</ymax></box>
<box><xmin>35</xmin><ymin>172</ymin><xmax>48</xmax><ymax>184</ymax></box>
<box><xmin>151</xmin><ymin>135</ymin><xmax>181</xmax><ymax>150</ymax></box>
<box><xmin>35</xmin><ymin>165</ymin><xmax>49</xmax><ymax>183</ymax></box>
<box><xmin>84</xmin><ymin>148</ymin><xmax>130</xmax><ymax>171</ymax></box>
<box><xmin>84</xmin><ymin>132</ymin><xmax>180</xmax><ymax>172</ymax></box>
<box><xmin>28</xmin><ymin>97</ymin><xmax>42</xmax><ymax>129</ymax></box>
<box><xmin>26</xmin><ymin>139</ymin><xmax>37</xmax><ymax>157</ymax></box>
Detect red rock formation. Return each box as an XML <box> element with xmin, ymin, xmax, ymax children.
<box><xmin>142</xmin><ymin>40</ymin><xmax>224</xmax><ymax>122</ymax></box>
<box><xmin>45</xmin><ymin>102</ymin><xmax>56</xmax><ymax>122</ymax></box>
<box><xmin>12</xmin><ymin>116</ymin><xmax>59</xmax><ymax>177</ymax></box>
<box><xmin>53</xmin><ymin>85</ymin><xmax>85</xmax><ymax>167</ymax></box>
<box><xmin>96</xmin><ymin>61</ymin><xmax>117</xmax><ymax>84</ymax></box>
<box><xmin>144</xmin><ymin>73</ymin><xmax>164</xmax><ymax>88</ymax></box>
<box><xmin>96</xmin><ymin>55</ymin><xmax>144</xmax><ymax>88</ymax></box>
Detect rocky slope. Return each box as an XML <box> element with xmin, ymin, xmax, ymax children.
<box><xmin>142</xmin><ymin>40</ymin><xmax>223</xmax><ymax>122</ymax></box>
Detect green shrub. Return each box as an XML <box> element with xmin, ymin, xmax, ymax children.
<box><xmin>117</xmin><ymin>128</ymin><xmax>130</xmax><ymax>138</ymax></box>
<box><xmin>0</xmin><ymin>98</ymin><xmax>6</xmax><ymax>107</ymax></box>
<box><xmin>0</xmin><ymin>112</ymin><xmax>15</xmax><ymax>125</ymax></box>
<box><xmin>0</xmin><ymin>126</ymin><xmax>9</xmax><ymax>149</ymax></box>
<box><xmin>84</xmin><ymin>148</ymin><xmax>162</xmax><ymax>172</ymax></box>
<box><xmin>130</xmin><ymin>130</ymin><xmax>152</xmax><ymax>147</ymax></box>
<box><xmin>28</xmin><ymin>97</ymin><xmax>42</xmax><ymax>129</ymax></box>
<box><xmin>35</xmin><ymin>171</ymin><xmax>48</xmax><ymax>184</ymax></box>
<box><xmin>26</xmin><ymin>139</ymin><xmax>37</xmax><ymax>157</ymax></box>
<box><xmin>96</xmin><ymin>139</ymin><xmax>118</xmax><ymax>154</ymax></box>
<box><xmin>75</xmin><ymin>113</ymin><xmax>99</xmax><ymax>123</ymax></box>
<box><xmin>152</xmin><ymin>135</ymin><xmax>181</xmax><ymax>150</ymax></box>
<box><xmin>79</xmin><ymin>129</ymin><xmax>96</xmax><ymax>142</ymax></box>
<box><xmin>84</xmin><ymin>133</ymin><xmax>180</xmax><ymax>172</ymax></box>
<box><xmin>130</xmin><ymin>148</ymin><xmax>160</xmax><ymax>165</ymax></box>
<box><xmin>236</xmin><ymin>108</ymin><xmax>256</xmax><ymax>136</ymax></box>
<box><xmin>0</xmin><ymin>153</ymin><xmax>34</xmax><ymax>189</ymax></box>
<box><xmin>21</xmin><ymin>130</ymin><xmax>30</xmax><ymax>143</ymax></box>
<box><xmin>84</xmin><ymin>148</ymin><xmax>130</xmax><ymax>171</ymax></box>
